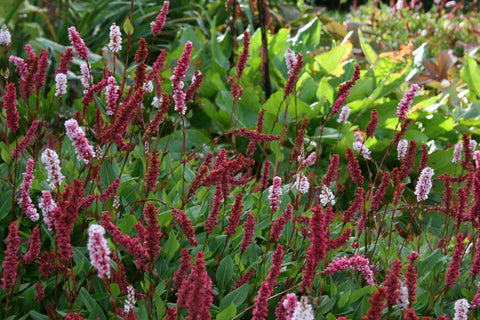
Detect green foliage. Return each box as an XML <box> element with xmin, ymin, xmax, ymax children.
<box><xmin>1</xmin><ymin>0</ymin><xmax>480</xmax><ymax>319</ymax></box>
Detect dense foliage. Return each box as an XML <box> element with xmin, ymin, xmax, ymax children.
<box><xmin>1</xmin><ymin>0</ymin><xmax>480</xmax><ymax>319</ymax></box>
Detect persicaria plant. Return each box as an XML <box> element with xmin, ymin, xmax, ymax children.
<box><xmin>1</xmin><ymin>1</ymin><xmax>480</xmax><ymax>320</ymax></box>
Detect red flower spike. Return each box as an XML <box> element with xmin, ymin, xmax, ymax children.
<box><xmin>240</xmin><ymin>212</ymin><xmax>256</xmax><ymax>252</ymax></box>
<box><xmin>23</xmin><ymin>227</ymin><xmax>41</xmax><ymax>264</ymax></box>
<box><xmin>1</xmin><ymin>222</ymin><xmax>20</xmax><ymax>290</ymax></box>
<box><xmin>3</xmin><ymin>83</ymin><xmax>19</xmax><ymax>133</ymax></box>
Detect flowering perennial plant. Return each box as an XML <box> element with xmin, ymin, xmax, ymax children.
<box><xmin>2</xmin><ymin>6</ymin><xmax>480</xmax><ymax>320</ymax></box>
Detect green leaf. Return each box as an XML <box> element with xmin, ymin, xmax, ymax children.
<box><xmin>291</xmin><ymin>18</ymin><xmax>321</xmax><ymax>52</ymax></box>
<box><xmin>314</xmin><ymin>42</ymin><xmax>352</xmax><ymax>77</ymax></box>
<box><xmin>79</xmin><ymin>287</ymin><xmax>96</xmax><ymax>312</ymax></box>
<box><xmin>461</xmin><ymin>55</ymin><xmax>480</xmax><ymax>100</ymax></box>
<box><xmin>123</xmin><ymin>17</ymin><xmax>134</xmax><ymax>35</ymax></box>
<box><xmin>454</xmin><ymin>101</ymin><xmax>480</xmax><ymax>122</ymax></box>
<box><xmin>358</xmin><ymin>29</ymin><xmax>377</xmax><ymax>65</ymax></box>
<box><xmin>318</xmin><ymin>296</ymin><xmax>336</xmax><ymax>314</ymax></box>
<box><xmin>164</xmin><ymin>233</ymin><xmax>180</xmax><ymax>263</ymax></box>
<box><xmin>0</xmin><ymin>141</ymin><xmax>12</xmax><ymax>165</ymax></box>
<box><xmin>219</xmin><ymin>284</ymin><xmax>249</xmax><ymax>310</ymax></box>
<box><xmin>29</xmin><ymin>311</ymin><xmax>50</xmax><ymax>320</ymax></box>
<box><xmin>0</xmin><ymin>189</ymin><xmax>13</xmax><ymax>222</ymax></box>
<box><xmin>118</xmin><ymin>214</ymin><xmax>137</xmax><ymax>235</ymax></box>
<box><xmin>349</xmin><ymin>286</ymin><xmax>373</xmax><ymax>303</ymax></box>
<box><xmin>216</xmin><ymin>256</ymin><xmax>234</xmax><ymax>291</ymax></box>
<box><xmin>216</xmin><ymin>302</ymin><xmax>236</xmax><ymax>320</ymax></box>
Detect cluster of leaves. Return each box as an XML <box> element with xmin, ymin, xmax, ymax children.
<box><xmin>2</xmin><ymin>0</ymin><xmax>480</xmax><ymax>320</ymax></box>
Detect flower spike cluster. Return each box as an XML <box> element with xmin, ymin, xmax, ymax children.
<box><xmin>68</xmin><ymin>26</ymin><xmax>89</xmax><ymax>61</ymax></box>
<box><xmin>171</xmin><ymin>41</ymin><xmax>193</xmax><ymax>115</ymax></box>
<box><xmin>65</xmin><ymin>119</ymin><xmax>94</xmax><ymax>163</ymax></box>
<box><xmin>87</xmin><ymin>224</ymin><xmax>111</xmax><ymax>279</ymax></box>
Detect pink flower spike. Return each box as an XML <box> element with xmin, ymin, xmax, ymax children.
<box><xmin>23</xmin><ymin>227</ymin><xmax>41</xmax><ymax>264</ymax></box>
<box><xmin>0</xmin><ymin>24</ymin><xmax>11</xmax><ymax>46</ymax></box>
<box><xmin>41</xmin><ymin>148</ymin><xmax>64</xmax><ymax>188</ymax></box>
<box><xmin>9</xmin><ymin>56</ymin><xmax>28</xmax><ymax>79</ymax></box>
<box><xmin>1</xmin><ymin>222</ymin><xmax>20</xmax><ymax>290</ymax></box>
<box><xmin>151</xmin><ymin>1</ymin><xmax>169</xmax><ymax>35</ymax></box>
<box><xmin>105</xmin><ymin>76</ymin><xmax>119</xmax><ymax>115</ymax></box>
<box><xmin>108</xmin><ymin>23</ymin><xmax>122</xmax><ymax>53</ymax></box>
<box><xmin>269</xmin><ymin>176</ymin><xmax>282</xmax><ymax>212</ymax></box>
<box><xmin>398</xmin><ymin>139</ymin><xmax>408</xmax><ymax>159</ymax></box>
<box><xmin>3</xmin><ymin>83</ymin><xmax>19</xmax><ymax>133</ymax></box>
<box><xmin>324</xmin><ymin>254</ymin><xmax>374</xmax><ymax>285</ymax></box>
<box><xmin>64</xmin><ymin>118</ymin><xmax>94</xmax><ymax>163</ymax></box>
<box><xmin>396</xmin><ymin>83</ymin><xmax>420</xmax><ymax>120</ymax></box>
<box><xmin>414</xmin><ymin>167</ymin><xmax>434</xmax><ymax>201</ymax></box>
<box><xmin>240</xmin><ymin>212</ymin><xmax>256</xmax><ymax>252</ymax></box>
<box><xmin>68</xmin><ymin>26</ymin><xmax>89</xmax><ymax>61</ymax></box>
<box><xmin>171</xmin><ymin>41</ymin><xmax>192</xmax><ymax>115</ymax></box>
<box><xmin>453</xmin><ymin>299</ymin><xmax>470</xmax><ymax>320</ymax></box>
<box><xmin>39</xmin><ymin>190</ymin><xmax>57</xmax><ymax>231</ymax></box>
<box><xmin>80</xmin><ymin>63</ymin><xmax>92</xmax><ymax>89</ymax></box>
<box><xmin>55</xmin><ymin>73</ymin><xmax>67</xmax><ymax>97</ymax></box>
<box><xmin>87</xmin><ymin>224</ymin><xmax>111</xmax><ymax>279</ymax></box>
<box><xmin>337</xmin><ymin>105</ymin><xmax>351</xmax><ymax>123</ymax></box>
<box><xmin>453</xmin><ymin>142</ymin><xmax>463</xmax><ymax>164</ymax></box>
<box><xmin>18</xmin><ymin>158</ymin><xmax>39</xmax><ymax>222</ymax></box>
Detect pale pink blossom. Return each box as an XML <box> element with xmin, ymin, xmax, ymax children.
<box><xmin>352</xmin><ymin>131</ymin><xmax>371</xmax><ymax>160</ymax></box>
<box><xmin>108</xmin><ymin>23</ymin><xmax>122</xmax><ymax>53</ymax></box>
<box><xmin>80</xmin><ymin>63</ymin><xmax>92</xmax><ymax>89</ymax></box>
<box><xmin>124</xmin><ymin>285</ymin><xmax>136</xmax><ymax>314</ymax></box>
<box><xmin>0</xmin><ymin>24</ymin><xmax>11</xmax><ymax>46</ymax></box>
<box><xmin>41</xmin><ymin>148</ymin><xmax>64</xmax><ymax>188</ymax></box>
<box><xmin>453</xmin><ymin>142</ymin><xmax>463</xmax><ymax>164</ymax></box>
<box><xmin>453</xmin><ymin>299</ymin><xmax>470</xmax><ymax>320</ymax></box>
<box><xmin>397</xmin><ymin>283</ymin><xmax>409</xmax><ymax>311</ymax></box>
<box><xmin>55</xmin><ymin>73</ymin><xmax>67</xmax><ymax>97</ymax></box>
<box><xmin>18</xmin><ymin>159</ymin><xmax>39</xmax><ymax>222</ymax></box>
<box><xmin>398</xmin><ymin>139</ymin><xmax>408</xmax><ymax>160</ymax></box>
<box><xmin>319</xmin><ymin>185</ymin><xmax>335</xmax><ymax>206</ymax></box>
<box><xmin>87</xmin><ymin>224</ymin><xmax>111</xmax><ymax>279</ymax></box>
<box><xmin>152</xmin><ymin>95</ymin><xmax>162</xmax><ymax>108</ymax></box>
<box><xmin>337</xmin><ymin>105</ymin><xmax>351</xmax><ymax>123</ymax></box>
<box><xmin>269</xmin><ymin>176</ymin><xmax>282</xmax><ymax>212</ymax></box>
<box><xmin>64</xmin><ymin>119</ymin><xmax>94</xmax><ymax>162</ymax></box>
<box><xmin>294</xmin><ymin>173</ymin><xmax>309</xmax><ymax>194</ymax></box>
<box><xmin>144</xmin><ymin>80</ymin><xmax>154</xmax><ymax>93</ymax></box>
<box><xmin>302</xmin><ymin>152</ymin><xmax>317</xmax><ymax>167</ymax></box>
<box><xmin>285</xmin><ymin>48</ymin><xmax>297</xmax><ymax>73</ymax></box>
<box><xmin>38</xmin><ymin>190</ymin><xmax>57</xmax><ymax>231</ymax></box>
<box><xmin>414</xmin><ymin>167</ymin><xmax>434</xmax><ymax>201</ymax></box>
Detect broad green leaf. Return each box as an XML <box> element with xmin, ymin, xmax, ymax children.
<box><xmin>318</xmin><ymin>296</ymin><xmax>336</xmax><ymax>314</ymax></box>
<box><xmin>314</xmin><ymin>42</ymin><xmax>352</xmax><ymax>77</ymax></box>
<box><xmin>358</xmin><ymin>29</ymin><xmax>377</xmax><ymax>65</ymax></box>
<box><xmin>29</xmin><ymin>311</ymin><xmax>50</xmax><ymax>320</ymax></box>
<box><xmin>216</xmin><ymin>302</ymin><xmax>236</xmax><ymax>320</ymax></box>
<box><xmin>118</xmin><ymin>214</ymin><xmax>137</xmax><ymax>235</ymax></box>
<box><xmin>349</xmin><ymin>286</ymin><xmax>373</xmax><ymax>303</ymax></box>
<box><xmin>216</xmin><ymin>256</ymin><xmax>234</xmax><ymax>291</ymax></box>
<box><xmin>219</xmin><ymin>284</ymin><xmax>250</xmax><ymax>310</ymax></box>
<box><xmin>164</xmin><ymin>233</ymin><xmax>180</xmax><ymax>263</ymax></box>
<box><xmin>290</xmin><ymin>18</ymin><xmax>321</xmax><ymax>52</ymax></box>
<box><xmin>461</xmin><ymin>55</ymin><xmax>480</xmax><ymax>100</ymax></box>
<box><xmin>79</xmin><ymin>287</ymin><xmax>96</xmax><ymax>312</ymax></box>
<box><xmin>123</xmin><ymin>17</ymin><xmax>134</xmax><ymax>35</ymax></box>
